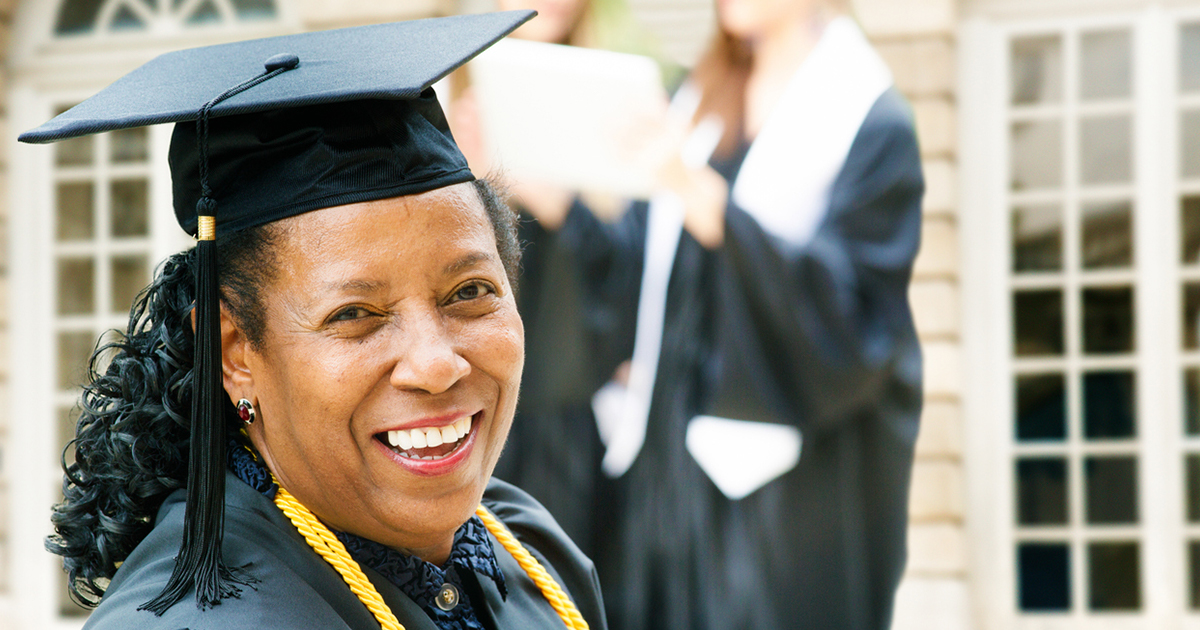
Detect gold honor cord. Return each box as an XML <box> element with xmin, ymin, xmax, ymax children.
<box><xmin>271</xmin><ymin>483</ymin><xmax>589</xmax><ymax>630</ymax></box>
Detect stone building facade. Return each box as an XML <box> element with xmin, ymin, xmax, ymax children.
<box><xmin>6</xmin><ymin>0</ymin><xmax>1199</xmax><ymax>628</ymax></box>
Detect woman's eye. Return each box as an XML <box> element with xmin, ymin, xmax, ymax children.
<box><xmin>330</xmin><ymin>306</ymin><xmax>372</xmax><ymax>322</ymax></box>
<box><xmin>452</xmin><ymin>282</ymin><xmax>493</xmax><ymax>302</ymax></box>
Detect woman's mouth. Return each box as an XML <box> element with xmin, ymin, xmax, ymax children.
<box><xmin>378</xmin><ymin>414</ymin><xmax>473</xmax><ymax>461</ymax></box>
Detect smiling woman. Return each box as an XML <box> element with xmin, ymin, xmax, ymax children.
<box><xmin>20</xmin><ymin>11</ymin><xmax>606</xmax><ymax>630</ymax></box>
<box><xmin>233</xmin><ymin>185</ymin><xmax>525</xmax><ymax>567</ymax></box>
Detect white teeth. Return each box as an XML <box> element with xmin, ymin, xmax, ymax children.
<box><xmin>386</xmin><ymin>415</ymin><xmax>474</xmax><ymax>456</ymax></box>
<box><xmin>387</xmin><ymin>430</ymin><xmax>414</xmax><ymax>450</ymax></box>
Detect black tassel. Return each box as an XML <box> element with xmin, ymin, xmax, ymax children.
<box><xmin>139</xmin><ymin>55</ymin><xmax>296</xmax><ymax>617</ymax></box>
<box><xmin>140</xmin><ymin>204</ymin><xmax>254</xmax><ymax>615</ymax></box>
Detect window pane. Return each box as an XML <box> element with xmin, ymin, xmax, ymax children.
<box><xmin>1011</xmin><ymin>120</ymin><xmax>1063</xmax><ymax>190</ymax></box>
<box><xmin>1017</xmin><ymin>457</ymin><xmax>1068</xmax><ymax>525</ymax></box>
<box><xmin>1012</xmin><ymin>204</ymin><xmax>1062</xmax><ymax>272</ymax></box>
<box><xmin>1082</xmin><ymin>287</ymin><xmax>1134</xmax><ymax>354</ymax></box>
<box><xmin>1185</xmin><ymin>369</ymin><xmax>1200</xmax><ymax>436</ymax></box>
<box><xmin>1018</xmin><ymin>543</ymin><xmax>1071</xmax><ymax>611</ymax></box>
<box><xmin>110</xmin><ymin>180</ymin><xmax>148</xmax><ymax>237</ymax></box>
<box><xmin>1081</xmin><ymin>200</ymin><xmax>1132</xmax><ymax>269</ymax></box>
<box><xmin>109</xmin><ymin>128</ymin><xmax>147</xmax><ymax>163</ymax></box>
<box><xmin>111</xmin><ymin>256</ymin><xmax>148</xmax><ymax>314</ymax></box>
<box><xmin>1085</xmin><ymin>456</ymin><xmax>1138</xmax><ymax>524</ymax></box>
<box><xmin>1082</xmin><ymin>371</ymin><xmax>1135</xmax><ymax>439</ymax></box>
<box><xmin>57</xmin><ymin>331</ymin><xmax>94</xmax><ymax>391</ymax></box>
<box><xmin>57</xmin><ymin>258</ymin><xmax>94</xmax><ymax>315</ymax></box>
<box><xmin>1012</xmin><ymin>36</ymin><xmax>1063</xmax><ymax>105</ymax></box>
<box><xmin>56</xmin><ymin>182</ymin><xmax>94</xmax><ymax>241</ymax></box>
<box><xmin>1183</xmin><ymin>110</ymin><xmax>1200</xmax><ymax>179</ymax></box>
<box><xmin>54</xmin><ymin>0</ymin><xmax>104</xmax><ymax>35</ymax></box>
<box><xmin>185</xmin><ymin>0</ymin><xmax>221</xmax><ymax>25</ymax></box>
<box><xmin>110</xmin><ymin>3</ymin><xmax>146</xmax><ymax>31</ymax></box>
<box><xmin>1182</xmin><ymin>196</ymin><xmax>1200</xmax><ymax>263</ymax></box>
<box><xmin>1080</xmin><ymin>116</ymin><xmax>1132</xmax><ymax>185</ymax></box>
<box><xmin>1080</xmin><ymin>30</ymin><xmax>1131</xmax><ymax>100</ymax></box>
<box><xmin>1183</xmin><ymin>23</ymin><xmax>1200</xmax><ymax>93</ymax></box>
<box><xmin>1088</xmin><ymin>542</ymin><xmax>1141</xmax><ymax>611</ymax></box>
<box><xmin>1187</xmin><ymin>455</ymin><xmax>1200</xmax><ymax>522</ymax></box>
<box><xmin>232</xmin><ymin>0</ymin><xmax>275</xmax><ymax>19</ymax></box>
<box><xmin>1016</xmin><ymin>374</ymin><xmax>1066</xmax><ymax>441</ymax></box>
<box><xmin>1191</xmin><ymin>541</ymin><xmax>1200</xmax><ymax>609</ymax></box>
<box><xmin>1185</xmin><ymin>284</ymin><xmax>1200</xmax><ymax>350</ymax></box>
<box><xmin>1014</xmin><ymin>290</ymin><xmax>1064</xmax><ymax>356</ymax></box>
<box><xmin>55</xmin><ymin>135</ymin><xmax>92</xmax><ymax>166</ymax></box>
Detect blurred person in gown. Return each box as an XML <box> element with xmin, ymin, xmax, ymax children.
<box><xmin>524</xmin><ymin>0</ymin><xmax>925</xmax><ymax>628</ymax></box>
<box><xmin>447</xmin><ymin>0</ymin><xmax>664</xmax><ymax>559</ymax></box>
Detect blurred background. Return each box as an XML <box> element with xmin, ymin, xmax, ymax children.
<box><xmin>2</xmin><ymin>0</ymin><xmax>1199</xmax><ymax>628</ymax></box>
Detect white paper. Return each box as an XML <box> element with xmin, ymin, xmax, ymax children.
<box><xmin>470</xmin><ymin>38</ymin><xmax>665</xmax><ymax>198</ymax></box>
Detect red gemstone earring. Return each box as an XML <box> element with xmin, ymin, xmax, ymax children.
<box><xmin>236</xmin><ymin>398</ymin><xmax>256</xmax><ymax>425</ymax></box>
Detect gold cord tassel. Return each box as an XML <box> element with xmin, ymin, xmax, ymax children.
<box><xmin>271</xmin><ymin>479</ymin><xmax>588</xmax><ymax>630</ymax></box>
<box><xmin>273</xmin><ymin>484</ymin><xmax>405</xmax><ymax>630</ymax></box>
<box><xmin>475</xmin><ymin>505</ymin><xmax>589</xmax><ymax>630</ymax></box>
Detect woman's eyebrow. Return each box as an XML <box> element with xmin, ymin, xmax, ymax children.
<box><xmin>322</xmin><ymin>278</ymin><xmax>387</xmax><ymax>294</ymax></box>
<box><xmin>443</xmin><ymin>251</ymin><xmax>495</xmax><ymax>276</ymax></box>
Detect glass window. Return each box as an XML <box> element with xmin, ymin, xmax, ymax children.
<box><xmin>1014</xmin><ymin>290</ymin><xmax>1065</xmax><ymax>356</ymax></box>
<box><xmin>1081</xmin><ymin>200</ymin><xmax>1133</xmax><ymax>269</ymax></box>
<box><xmin>1012</xmin><ymin>35</ymin><xmax>1064</xmax><ymax>105</ymax></box>
<box><xmin>1012</xmin><ymin>204</ymin><xmax>1063</xmax><ymax>272</ymax></box>
<box><xmin>1088</xmin><ymin>543</ymin><xmax>1141</xmax><ymax>610</ymax></box>
<box><xmin>1017</xmin><ymin>457</ymin><xmax>1069</xmax><ymax>525</ymax></box>
<box><xmin>55</xmin><ymin>0</ymin><xmax>277</xmax><ymax>36</ymax></box>
<box><xmin>1080</xmin><ymin>115</ymin><xmax>1132</xmax><ymax>185</ymax></box>
<box><xmin>1081</xmin><ymin>29</ymin><xmax>1132</xmax><ymax>100</ymax></box>
<box><xmin>1018</xmin><ymin>543</ymin><xmax>1071</xmax><ymax>611</ymax></box>
<box><xmin>1016</xmin><ymin>373</ymin><xmax>1067</xmax><ymax>441</ymax></box>
<box><xmin>1011</xmin><ymin>120</ymin><xmax>1063</xmax><ymax>190</ymax></box>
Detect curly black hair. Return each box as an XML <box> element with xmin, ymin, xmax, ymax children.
<box><xmin>47</xmin><ymin>179</ymin><xmax>519</xmax><ymax>607</ymax></box>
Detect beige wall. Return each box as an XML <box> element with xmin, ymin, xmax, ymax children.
<box><xmin>863</xmin><ymin>1</ymin><xmax>969</xmax><ymax>627</ymax></box>
<box><xmin>856</xmin><ymin>1</ymin><xmax>970</xmax><ymax>628</ymax></box>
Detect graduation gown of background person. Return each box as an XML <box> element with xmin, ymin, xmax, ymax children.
<box><xmin>557</xmin><ymin>26</ymin><xmax>925</xmax><ymax>630</ymax></box>
<box><xmin>82</xmin><ymin>473</ymin><xmax>607</xmax><ymax>630</ymax></box>
<box><xmin>490</xmin><ymin>212</ymin><xmax>633</xmax><ymax>559</ymax></box>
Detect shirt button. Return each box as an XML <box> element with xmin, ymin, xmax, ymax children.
<box><xmin>435</xmin><ymin>583</ymin><xmax>460</xmax><ymax>611</ymax></box>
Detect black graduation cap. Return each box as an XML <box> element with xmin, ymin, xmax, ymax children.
<box><xmin>20</xmin><ymin>9</ymin><xmax>534</xmax><ymax>615</ymax></box>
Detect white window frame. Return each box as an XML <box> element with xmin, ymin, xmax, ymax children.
<box><xmin>6</xmin><ymin>1</ymin><xmax>296</xmax><ymax>627</ymax></box>
<box><xmin>962</xmin><ymin>3</ymin><xmax>1200</xmax><ymax>629</ymax></box>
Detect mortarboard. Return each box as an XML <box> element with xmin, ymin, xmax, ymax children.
<box><xmin>20</xmin><ymin>10</ymin><xmax>534</xmax><ymax>615</ymax></box>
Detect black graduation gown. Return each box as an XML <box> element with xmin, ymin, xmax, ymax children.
<box><xmin>82</xmin><ymin>472</ymin><xmax>608</xmax><ymax>630</ymax></box>
<box><xmin>492</xmin><ymin>213</ymin><xmax>633</xmax><ymax>558</ymax></box>
<box><xmin>559</xmin><ymin>88</ymin><xmax>924</xmax><ymax>630</ymax></box>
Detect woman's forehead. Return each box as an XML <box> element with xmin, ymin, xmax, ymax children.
<box><xmin>272</xmin><ymin>183</ymin><xmax>496</xmax><ymax>276</ymax></box>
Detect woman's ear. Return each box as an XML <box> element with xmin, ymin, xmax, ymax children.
<box><xmin>220</xmin><ymin>304</ymin><xmax>255</xmax><ymax>397</ymax></box>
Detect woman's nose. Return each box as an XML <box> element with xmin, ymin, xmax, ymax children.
<box><xmin>388</xmin><ymin>312</ymin><xmax>471</xmax><ymax>394</ymax></box>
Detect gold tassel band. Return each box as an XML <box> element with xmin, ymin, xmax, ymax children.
<box><xmin>197</xmin><ymin>216</ymin><xmax>216</xmax><ymax>241</ymax></box>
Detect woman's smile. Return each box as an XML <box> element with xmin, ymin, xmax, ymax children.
<box><xmin>374</xmin><ymin>410</ymin><xmax>483</xmax><ymax>475</ymax></box>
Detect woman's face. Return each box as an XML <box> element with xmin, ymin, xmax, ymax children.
<box><xmin>227</xmin><ymin>182</ymin><xmax>523</xmax><ymax>562</ymax></box>
<box><xmin>499</xmin><ymin>0</ymin><xmax>587</xmax><ymax>44</ymax></box>
<box><xmin>717</xmin><ymin>0</ymin><xmax>821</xmax><ymax>40</ymax></box>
